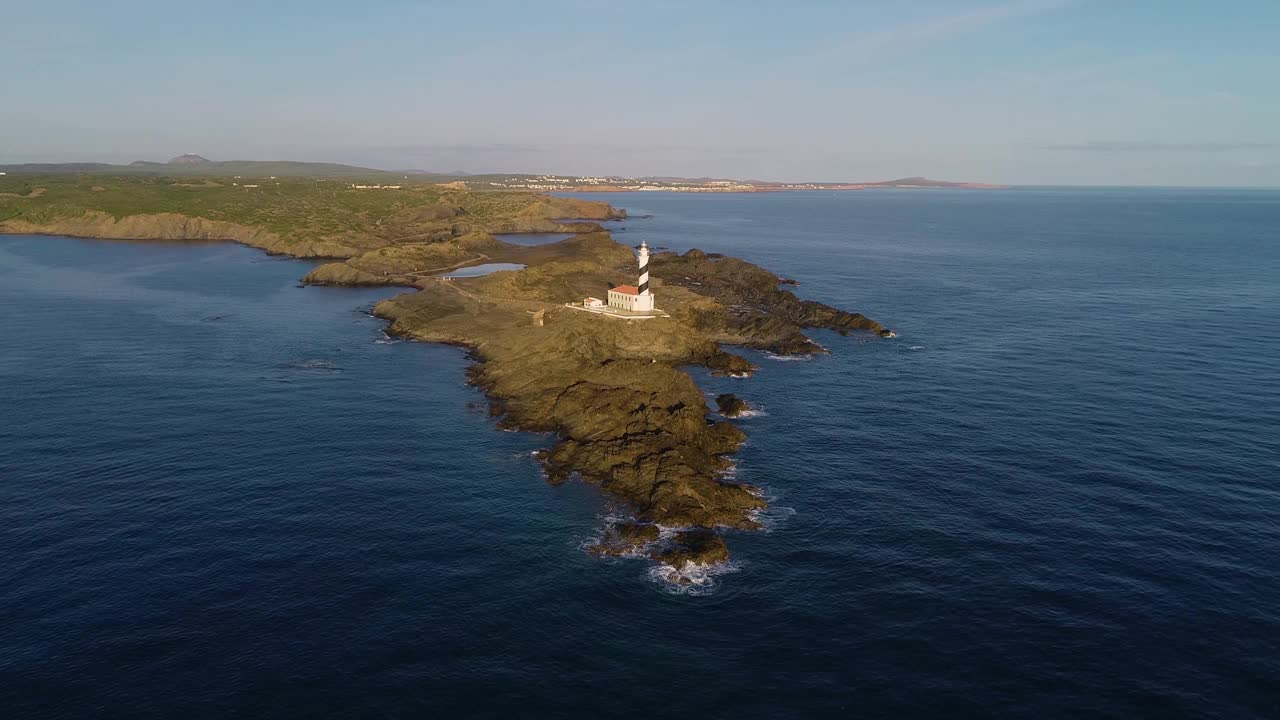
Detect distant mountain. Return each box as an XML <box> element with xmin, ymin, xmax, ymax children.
<box><xmin>168</xmin><ymin>154</ymin><xmax>212</xmax><ymax>165</ymax></box>
<box><xmin>864</xmin><ymin>176</ymin><xmax>1006</xmax><ymax>189</ymax></box>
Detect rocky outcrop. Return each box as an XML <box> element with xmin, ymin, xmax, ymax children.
<box><xmin>368</xmin><ymin>231</ymin><xmax>887</xmax><ymax>570</ymax></box>
<box><xmin>522</xmin><ymin>196</ymin><xmax>627</xmax><ymax>221</ymax></box>
<box><xmin>0</xmin><ymin>211</ymin><xmax>361</xmax><ymax>258</ymax></box>
<box><xmin>716</xmin><ymin>393</ymin><xmax>749</xmax><ymax>418</ymax></box>
<box><xmin>652</xmin><ymin>529</ymin><xmax>730</xmax><ymax>568</ymax></box>
<box><xmin>302</xmin><ymin>262</ymin><xmax>404</xmax><ymax>286</ymax></box>
<box><xmin>590</xmin><ymin>522</ymin><xmax>661</xmax><ymax>556</ymax></box>
<box><xmin>3</xmin><ymin>185</ymin><xmax>884</xmax><ymax>579</ymax></box>
<box><xmin>653</xmin><ymin>248</ymin><xmax>886</xmax><ymax>351</ymax></box>
<box><xmin>703</xmin><ymin>350</ymin><xmax>755</xmax><ymax>377</ymax></box>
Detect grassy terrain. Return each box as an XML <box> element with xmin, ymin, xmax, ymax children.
<box><xmin>0</xmin><ymin>172</ymin><xmax>623</xmax><ymax>264</ymax></box>
<box><xmin>0</xmin><ymin>173</ymin><xmax>595</xmax><ymax>239</ymax></box>
<box><xmin>0</xmin><ymin>174</ymin><xmax>434</xmax><ymax>234</ymax></box>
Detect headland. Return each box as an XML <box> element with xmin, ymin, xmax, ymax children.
<box><xmin>0</xmin><ymin>171</ymin><xmax>887</xmax><ymax>577</ymax></box>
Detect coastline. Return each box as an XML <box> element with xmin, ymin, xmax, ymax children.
<box><xmin>0</xmin><ymin>184</ymin><xmax>886</xmax><ymax>575</ymax></box>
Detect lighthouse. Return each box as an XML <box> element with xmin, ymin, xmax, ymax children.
<box><xmin>606</xmin><ymin>240</ymin><xmax>657</xmax><ymax>313</ymax></box>
<box><xmin>638</xmin><ymin>240</ymin><xmax>650</xmax><ymax>296</ymax></box>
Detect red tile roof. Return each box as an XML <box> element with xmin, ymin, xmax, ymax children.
<box><xmin>610</xmin><ymin>285</ymin><xmax>639</xmax><ymax>295</ymax></box>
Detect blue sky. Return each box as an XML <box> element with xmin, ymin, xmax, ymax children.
<box><xmin>3</xmin><ymin>0</ymin><xmax>1278</xmax><ymax>185</ymax></box>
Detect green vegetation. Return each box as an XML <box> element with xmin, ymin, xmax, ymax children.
<box><xmin>0</xmin><ymin>174</ymin><xmax>435</xmax><ymax>235</ymax></box>
<box><xmin>0</xmin><ymin>174</ymin><xmax>613</xmax><ymax>254</ymax></box>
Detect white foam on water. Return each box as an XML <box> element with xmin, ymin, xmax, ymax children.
<box><xmin>749</xmin><ymin>504</ymin><xmax>797</xmax><ymax>533</ymax></box>
<box><xmin>578</xmin><ymin>513</ymin><xmax>664</xmax><ymax>559</ymax></box>
<box><xmin>744</xmin><ymin>486</ymin><xmax>796</xmax><ymax>532</ymax></box>
<box><xmin>733</xmin><ymin>407</ymin><xmax>767</xmax><ymax>418</ymax></box>
<box><xmin>909</xmin><ymin>345</ymin><xmax>927</xmax><ymax>351</ymax></box>
<box><xmin>763</xmin><ymin>353</ymin><xmax>812</xmax><ymax>362</ymax></box>
<box><xmin>647</xmin><ymin>560</ymin><xmax>742</xmax><ymax>595</ymax></box>
<box><xmin>716</xmin><ymin>459</ymin><xmax>739</xmax><ymax>480</ymax></box>
<box><xmin>579</xmin><ymin>515</ymin><xmax>748</xmax><ymax>594</ymax></box>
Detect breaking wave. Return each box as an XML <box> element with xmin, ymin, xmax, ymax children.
<box><xmin>647</xmin><ymin>560</ymin><xmax>742</xmax><ymax>595</ymax></box>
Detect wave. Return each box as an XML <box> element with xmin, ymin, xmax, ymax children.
<box><xmin>748</xmin><ymin>504</ymin><xmax>797</xmax><ymax>533</ymax></box>
<box><xmin>581</xmin><ymin>513</ymin><xmax>748</xmax><ymax>595</ymax></box>
<box><xmin>763</xmin><ymin>352</ymin><xmax>813</xmax><ymax>362</ymax></box>
<box><xmin>278</xmin><ymin>359</ymin><xmax>341</xmax><ymax>371</ymax></box>
<box><xmin>579</xmin><ymin>513</ymin><xmax>662</xmax><ymax>560</ymax></box>
<box><xmin>745</xmin><ymin>485</ymin><xmax>796</xmax><ymax>533</ymax></box>
<box><xmin>647</xmin><ymin>559</ymin><xmax>742</xmax><ymax>595</ymax></box>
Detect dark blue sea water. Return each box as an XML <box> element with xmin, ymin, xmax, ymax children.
<box><xmin>3</xmin><ymin>188</ymin><xmax>1279</xmax><ymax>718</ymax></box>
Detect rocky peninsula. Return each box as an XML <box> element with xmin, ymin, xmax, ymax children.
<box><xmin>0</xmin><ymin>174</ymin><xmax>886</xmax><ymax>577</ymax></box>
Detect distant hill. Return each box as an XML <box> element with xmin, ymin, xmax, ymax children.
<box><xmin>2</xmin><ymin>156</ymin><xmax>395</xmax><ymax>179</ymax></box>
<box><xmin>0</xmin><ymin>158</ymin><xmax>1004</xmax><ymax>189</ymax></box>
<box><xmin>863</xmin><ymin>176</ymin><xmax>1007</xmax><ymax>189</ymax></box>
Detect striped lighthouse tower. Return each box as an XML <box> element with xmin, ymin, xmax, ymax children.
<box><xmin>624</xmin><ymin>240</ymin><xmax>655</xmax><ymax>312</ymax></box>
<box><xmin>638</xmin><ymin>240</ymin><xmax>650</xmax><ymax>295</ymax></box>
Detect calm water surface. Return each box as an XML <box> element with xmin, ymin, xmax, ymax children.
<box><xmin>494</xmin><ymin>232</ymin><xmax>575</xmax><ymax>246</ymax></box>
<box><xmin>2</xmin><ymin>188</ymin><xmax>1278</xmax><ymax>718</ymax></box>
<box><xmin>441</xmin><ymin>262</ymin><xmax>525</xmax><ymax>278</ymax></box>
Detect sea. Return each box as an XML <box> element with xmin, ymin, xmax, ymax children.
<box><xmin>1</xmin><ymin>188</ymin><xmax>1277</xmax><ymax>718</ymax></box>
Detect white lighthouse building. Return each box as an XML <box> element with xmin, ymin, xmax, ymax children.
<box><xmin>607</xmin><ymin>241</ymin><xmax>656</xmax><ymax>313</ymax></box>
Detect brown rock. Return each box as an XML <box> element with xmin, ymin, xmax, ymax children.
<box><xmin>589</xmin><ymin>522</ymin><xmax>661</xmax><ymax>556</ymax></box>
<box><xmin>651</xmin><ymin>529</ymin><xmax>730</xmax><ymax>568</ymax></box>
<box><xmin>716</xmin><ymin>393</ymin><xmax>749</xmax><ymax>418</ymax></box>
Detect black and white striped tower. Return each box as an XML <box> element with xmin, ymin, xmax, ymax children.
<box><xmin>638</xmin><ymin>241</ymin><xmax>650</xmax><ymax>295</ymax></box>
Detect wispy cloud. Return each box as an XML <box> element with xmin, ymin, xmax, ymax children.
<box><xmin>793</xmin><ymin>0</ymin><xmax>1074</xmax><ymax>66</ymax></box>
<box><xmin>1046</xmin><ymin>141</ymin><xmax>1280</xmax><ymax>153</ymax></box>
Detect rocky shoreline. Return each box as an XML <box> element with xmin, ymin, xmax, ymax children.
<box><xmin>1</xmin><ymin>187</ymin><xmax>885</xmax><ymax>576</ymax></box>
